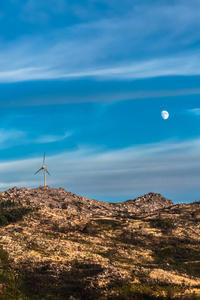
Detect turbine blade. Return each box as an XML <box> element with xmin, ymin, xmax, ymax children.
<box><xmin>34</xmin><ymin>167</ymin><xmax>43</xmax><ymax>175</ymax></box>
<box><xmin>46</xmin><ymin>169</ymin><xmax>50</xmax><ymax>176</ymax></box>
<box><xmin>43</xmin><ymin>152</ymin><xmax>45</xmax><ymax>165</ymax></box>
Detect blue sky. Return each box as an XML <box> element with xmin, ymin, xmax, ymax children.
<box><xmin>0</xmin><ymin>0</ymin><xmax>200</xmax><ymax>203</ymax></box>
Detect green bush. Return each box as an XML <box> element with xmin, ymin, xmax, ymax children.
<box><xmin>150</xmin><ymin>218</ymin><xmax>175</xmax><ymax>233</ymax></box>
<box><xmin>0</xmin><ymin>207</ymin><xmax>32</xmax><ymax>226</ymax></box>
<box><xmin>153</xmin><ymin>241</ymin><xmax>200</xmax><ymax>264</ymax></box>
<box><xmin>0</xmin><ymin>214</ymin><xmax>8</xmax><ymax>226</ymax></box>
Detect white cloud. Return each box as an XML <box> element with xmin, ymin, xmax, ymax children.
<box><xmin>0</xmin><ymin>67</ymin><xmax>45</xmax><ymax>82</ymax></box>
<box><xmin>187</xmin><ymin>108</ymin><xmax>200</xmax><ymax>116</ymax></box>
<box><xmin>0</xmin><ymin>129</ymin><xmax>72</xmax><ymax>149</ymax></box>
<box><xmin>54</xmin><ymin>54</ymin><xmax>200</xmax><ymax>79</ymax></box>
<box><xmin>0</xmin><ymin>129</ymin><xmax>25</xmax><ymax>149</ymax></box>
<box><xmin>1</xmin><ymin>137</ymin><xmax>200</xmax><ymax>203</ymax></box>
<box><xmin>1</xmin><ymin>53</ymin><xmax>200</xmax><ymax>83</ymax></box>
<box><xmin>35</xmin><ymin>131</ymin><xmax>72</xmax><ymax>144</ymax></box>
<box><xmin>0</xmin><ymin>1</ymin><xmax>200</xmax><ymax>82</ymax></box>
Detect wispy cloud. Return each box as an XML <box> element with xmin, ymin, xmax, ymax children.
<box><xmin>0</xmin><ymin>129</ymin><xmax>25</xmax><ymax>149</ymax></box>
<box><xmin>0</xmin><ymin>1</ymin><xmax>200</xmax><ymax>82</ymax></box>
<box><xmin>187</xmin><ymin>108</ymin><xmax>200</xmax><ymax>116</ymax></box>
<box><xmin>54</xmin><ymin>54</ymin><xmax>200</xmax><ymax>79</ymax></box>
<box><xmin>1</xmin><ymin>53</ymin><xmax>200</xmax><ymax>83</ymax></box>
<box><xmin>1</xmin><ymin>137</ymin><xmax>200</xmax><ymax>203</ymax></box>
<box><xmin>0</xmin><ymin>87</ymin><xmax>200</xmax><ymax>107</ymax></box>
<box><xmin>0</xmin><ymin>129</ymin><xmax>72</xmax><ymax>149</ymax></box>
<box><xmin>35</xmin><ymin>132</ymin><xmax>72</xmax><ymax>144</ymax></box>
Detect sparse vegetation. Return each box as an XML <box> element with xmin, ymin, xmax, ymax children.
<box><xmin>0</xmin><ymin>202</ymin><xmax>33</xmax><ymax>226</ymax></box>
<box><xmin>0</xmin><ymin>246</ymin><xmax>25</xmax><ymax>299</ymax></box>
<box><xmin>61</xmin><ymin>202</ymin><xmax>67</xmax><ymax>209</ymax></box>
<box><xmin>20</xmin><ymin>261</ymin><xmax>104</xmax><ymax>300</ymax></box>
<box><xmin>0</xmin><ymin>187</ymin><xmax>200</xmax><ymax>299</ymax></box>
<box><xmin>150</xmin><ymin>217</ymin><xmax>175</xmax><ymax>233</ymax></box>
<box><xmin>152</xmin><ymin>238</ymin><xmax>200</xmax><ymax>265</ymax></box>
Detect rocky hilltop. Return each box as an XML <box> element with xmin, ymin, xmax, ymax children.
<box><xmin>125</xmin><ymin>192</ymin><xmax>173</xmax><ymax>213</ymax></box>
<box><xmin>1</xmin><ymin>186</ymin><xmax>173</xmax><ymax>217</ymax></box>
<box><xmin>0</xmin><ymin>187</ymin><xmax>200</xmax><ymax>300</ymax></box>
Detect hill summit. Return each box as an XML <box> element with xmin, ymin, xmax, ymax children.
<box><xmin>2</xmin><ymin>186</ymin><xmax>173</xmax><ymax>217</ymax></box>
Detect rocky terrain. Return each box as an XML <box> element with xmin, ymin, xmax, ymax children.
<box><xmin>0</xmin><ymin>187</ymin><xmax>200</xmax><ymax>299</ymax></box>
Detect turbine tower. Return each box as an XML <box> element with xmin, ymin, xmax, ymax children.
<box><xmin>34</xmin><ymin>152</ymin><xmax>50</xmax><ymax>186</ymax></box>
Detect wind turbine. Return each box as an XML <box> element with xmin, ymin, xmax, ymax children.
<box><xmin>34</xmin><ymin>152</ymin><xmax>50</xmax><ymax>186</ymax></box>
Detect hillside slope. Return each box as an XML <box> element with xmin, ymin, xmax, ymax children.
<box><xmin>0</xmin><ymin>187</ymin><xmax>200</xmax><ymax>299</ymax></box>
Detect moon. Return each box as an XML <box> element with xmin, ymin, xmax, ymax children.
<box><xmin>161</xmin><ymin>110</ymin><xmax>169</xmax><ymax>120</ymax></box>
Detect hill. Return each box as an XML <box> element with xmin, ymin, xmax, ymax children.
<box><xmin>0</xmin><ymin>187</ymin><xmax>200</xmax><ymax>299</ymax></box>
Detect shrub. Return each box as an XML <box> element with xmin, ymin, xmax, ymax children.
<box><xmin>0</xmin><ymin>207</ymin><xmax>32</xmax><ymax>226</ymax></box>
<box><xmin>150</xmin><ymin>218</ymin><xmax>175</xmax><ymax>233</ymax></box>
<box><xmin>61</xmin><ymin>203</ymin><xmax>67</xmax><ymax>209</ymax></box>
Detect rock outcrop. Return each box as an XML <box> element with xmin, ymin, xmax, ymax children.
<box><xmin>0</xmin><ymin>187</ymin><xmax>174</xmax><ymax>217</ymax></box>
